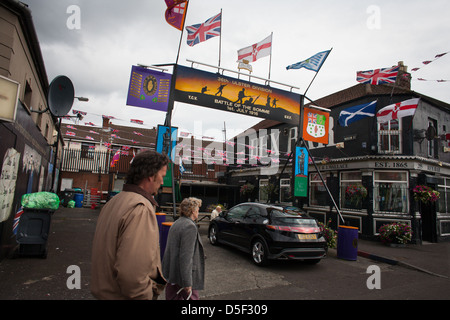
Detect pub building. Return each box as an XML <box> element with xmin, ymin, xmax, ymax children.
<box><xmin>228</xmin><ymin>62</ymin><xmax>450</xmax><ymax>243</ymax></box>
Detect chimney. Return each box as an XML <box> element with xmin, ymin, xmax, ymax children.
<box><xmin>396</xmin><ymin>61</ymin><xmax>411</xmax><ymax>90</ymax></box>
<box><xmin>102</xmin><ymin>116</ymin><xmax>110</xmax><ymax>129</ymax></box>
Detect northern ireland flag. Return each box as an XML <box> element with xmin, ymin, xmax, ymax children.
<box><xmin>376</xmin><ymin>98</ymin><xmax>420</xmax><ymax>123</ymax></box>
<box><xmin>237</xmin><ymin>34</ymin><xmax>272</xmax><ymax>63</ymax></box>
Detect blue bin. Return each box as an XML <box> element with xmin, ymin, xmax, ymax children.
<box><xmin>73</xmin><ymin>193</ymin><xmax>84</xmax><ymax>208</ymax></box>
<box><xmin>156</xmin><ymin>213</ymin><xmax>166</xmax><ymax>234</ymax></box>
<box><xmin>337</xmin><ymin>225</ymin><xmax>359</xmax><ymax>261</ymax></box>
<box><xmin>160</xmin><ymin>222</ymin><xmax>173</xmax><ymax>260</ymax></box>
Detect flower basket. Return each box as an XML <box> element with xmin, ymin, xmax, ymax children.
<box><xmin>240</xmin><ymin>183</ymin><xmax>255</xmax><ymax>198</ymax></box>
<box><xmin>378</xmin><ymin>222</ymin><xmax>412</xmax><ymax>245</ymax></box>
<box><xmin>413</xmin><ymin>185</ymin><xmax>440</xmax><ymax>204</ymax></box>
<box><xmin>318</xmin><ymin>219</ymin><xmax>337</xmax><ymax>249</ymax></box>
<box><xmin>345</xmin><ymin>184</ymin><xmax>367</xmax><ymax>208</ymax></box>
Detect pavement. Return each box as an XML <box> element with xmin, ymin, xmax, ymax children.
<box><xmin>0</xmin><ymin>206</ymin><xmax>449</xmax><ymax>300</ymax></box>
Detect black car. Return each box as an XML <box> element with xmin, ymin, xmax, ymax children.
<box><xmin>208</xmin><ymin>203</ymin><xmax>327</xmax><ymax>266</ymax></box>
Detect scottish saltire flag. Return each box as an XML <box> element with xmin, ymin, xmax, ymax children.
<box><xmin>286</xmin><ymin>50</ymin><xmax>331</xmax><ymax>71</ymax></box>
<box><xmin>356</xmin><ymin>66</ymin><xmax>399</xmax><ymax>85</ymax></box>
<box><xmin>339</xmin><ymin>101</ymin><xmax>377</xmax><ymax>127</ymax></box>
<box><xmin>186</xmin><ymin>12</ymin><xmax>221</xmax><ymax>47</ymax></box>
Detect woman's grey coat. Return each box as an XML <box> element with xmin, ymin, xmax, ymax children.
<box><xmin>162</xmin><ymin>216</ymin><xmax>205</xmax><ymax>290</ymax></box>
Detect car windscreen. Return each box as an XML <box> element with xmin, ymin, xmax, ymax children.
<box><xmin>269</xmin><ymin>209</ymin><xmax>318</xmax><ymax>227</ymax></box>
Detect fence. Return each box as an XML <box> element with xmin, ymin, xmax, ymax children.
<box><xmin>61</xmin><ymin>148</ymin><xmax>226</xmax><ymax>182</ymax></box>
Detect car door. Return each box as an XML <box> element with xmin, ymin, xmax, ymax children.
<box><xmin>234</xmin><ymin>205</ymin><xmax>263</xmax><ymax>249</ymax></box>
<box><xmin>223</xmin><ymin>205</ymin><xmax>250</xmax><ymax>247</ymax></box>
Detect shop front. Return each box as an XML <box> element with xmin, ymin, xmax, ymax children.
<box><xmin>304</xmin><ymin>155</ymin><xmax>450</xmax><ymax>243</ymax></box>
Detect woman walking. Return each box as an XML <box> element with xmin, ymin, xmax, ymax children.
<box><xmin>162</xmin><ymin>197</ymin><xmax>205</xmax><ymax>300</ymax></box>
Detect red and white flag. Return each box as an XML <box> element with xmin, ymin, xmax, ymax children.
<box><xmin>376</xmin><ymin>98</ymin><xmax>420</xmax><ymax>123</ymax></box>
<box><xmin>131</xmin><ymin>119</ymin><xmax>144</xmax><ymax>125</ymax></box>
<box><xmin>237</xmin><ymin>34</ymin><xmax>272</xmax><ymax>63</ymax></box>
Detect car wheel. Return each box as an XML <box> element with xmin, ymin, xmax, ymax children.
<box><xmin>251</xmin><ymin>239</ymin><xmax>269</xmax><ymax>266</ymax></box>
<box><xmin>209</xmin><ymin>224</ymin><xmax>219</xmax><ymax>245</ymax></box>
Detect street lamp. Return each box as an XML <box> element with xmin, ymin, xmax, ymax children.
<box><xmin>52</xmin><ymin>96</ymin><xmax>89</xmax><ymax>192</ymax></box>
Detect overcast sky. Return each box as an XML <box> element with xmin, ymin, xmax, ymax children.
<box><xmin>25</xmin><ymin>0</ymin><xmax>450</xmax><ymax>141</ymax></box>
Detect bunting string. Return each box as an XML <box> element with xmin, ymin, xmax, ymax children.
<box><xmin>410</xmin><ymin>51</ymin><xmax>449</xmax><ymax>82</ymax></box>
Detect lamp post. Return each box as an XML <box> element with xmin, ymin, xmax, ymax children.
<box><xmin>52</xmin><ymin>96</ymin><xmax>89</xmax><ymax>192</ymax></box>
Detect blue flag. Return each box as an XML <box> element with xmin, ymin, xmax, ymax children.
<box><xmin>339</xmin><ymin>101</ymin><xmax>377</xmax><ymax>127</ymax></box>
<box><xmin>286</xmin><ymin>50</ymin><xmax>331</xmax><ymax>71</ymax></box>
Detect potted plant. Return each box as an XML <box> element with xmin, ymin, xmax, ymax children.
<box><xmin>345</xmin><ymin>184</ymin><xmax>367</xmax><ymax>208</ymax></box>
<box><xmin>318</xmin><ymin>219</ymin><xmax>337</xmax><ymax>249</ymax></box>
<box><xmin>378</xmin><ymin>222</ymin><xmax>412</xmax><ymax>246</ymax></box>
<box><xmin>413</xmin><ymin>185</ymin><xmax>440</xmax><ymax>204</ymax></box>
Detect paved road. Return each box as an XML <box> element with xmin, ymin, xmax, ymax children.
<box><xmin>0</xmin><ymin>207</ymin><xmax>449</xmax><ymax>302</ymax></box>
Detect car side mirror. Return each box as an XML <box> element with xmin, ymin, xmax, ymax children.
<box><xmin>219</xmin><ymin>211</ymin><xmax>227</xmax><ymax>217</ymax></box>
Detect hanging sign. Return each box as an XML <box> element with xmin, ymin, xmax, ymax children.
<box><xmin>294</xmin><ymin>146</ymin><xmax>308</xmax><ymax>197</ymax></box>
<box><xmin>302</xmin><ymin>107</ymin><xmax>329</xmax><ymax>144</ymax></box>
<box><xmin>156</xmin><ymin>125</ymin><xmax>178</xmax><ymax>187</ymax></box>
<box><xmin>174</xmin><ymin>65</ymin><xmax>301</xmax><ymax>124</ymax></box>
<box><xmin>126</xmin><ymin>66</ymin><xmax>172</xmax><ymax>112</ymax></box>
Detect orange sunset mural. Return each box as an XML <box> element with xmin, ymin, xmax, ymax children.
<box><xmin>174</xmin><ymin>65</ymin><xmax>301</xmax><ymax>124</ymax></box>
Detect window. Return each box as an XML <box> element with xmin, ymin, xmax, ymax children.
<box><xmin>259</xmin><ymin>179</ymin><xmax>269</xmax><ymax>202</ymax></box>
<box><xmin>427</xmin><ymin>118</ymin><xmax>438</xmax><ymax>158</ymax></box>
<box><xmin>438</xmin><ymin>178</ymin><xmax>450</xmax><ymax>214</ymax></box>
<box><xmin>81</xmin><ymin>142</ymin><xmax>95</xmax><ymax>159</ymax></box>
<box><xmin>309</xmin><ymin>172</ymin><xmax>329</xmax><ymax>206</ymax></box>
<box><xmin>279</xmin><ymin>178</ymin><xmax>292</xmax><ymax>203</ymax></box>
<box><xmin>374</xmin><ymin>171</ymin><xmax>408</xmax><ymax>213</ymax></box>
<box><xmin>378</xmin><ymin>119</ymin><xmax>401</xmax><ymax>154</ymax></box>
<box><xmin>249</xmin><ymin>137</ymin><xmax>258</xmax><ymax>164</ymax></box>
<box><xmin>341</xmin><ymin>172</ymin><xmax>365</xmax><ymax>210</ymax></box>
<box><xmin>227</xmin><ymin>205</ymin><xmax>250</xmax><ymax>220</ymax></box>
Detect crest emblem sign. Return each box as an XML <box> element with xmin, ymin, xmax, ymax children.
<box><xmin>302</xmin><ymin>107</ymin><xmax>329</xmax><ymax>144</ymax></box>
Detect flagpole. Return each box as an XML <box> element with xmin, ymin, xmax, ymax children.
<box><xmin>303</xmin><ymin>47</ymin><xmax>333</xmax><ymax>96</ymax></box>
<box><xmin>268</xmin><ymin>32</ymin><xmax>273</xmax><ymax>80</ymax></box>
<box><xmin>165</xmin><ymin>0</ymin><xmax>189</xmax><ymax>219</ymax></box>
<box><xmin>218</xmin><ymin>8</ymin><xmax>222</xmax><ymax>67</ymax></box>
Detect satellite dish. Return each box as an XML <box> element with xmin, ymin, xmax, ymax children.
<box><xmin>47</xmin><ymin>76</ymin><xmax>75</xmax><ymax>117</ymax></box>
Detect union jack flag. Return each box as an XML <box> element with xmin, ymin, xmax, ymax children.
<box><xmin>356</xmin><ymin>66</ymin><xmax>399</xmax><ymax>85</ymax></box>
<box><xmin>186</xmin><ymin>12</ymin><xmax>221</xmax><ymax>47</ymax></box>
<box><xmin>308</xmin><ymin>113</ymin><xmax>317</xmax><ymax>123</ymax></box>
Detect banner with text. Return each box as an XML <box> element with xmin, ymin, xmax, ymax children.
<box><xmin>174</xmin><ymin>65</ymin><xmax>301</xmax><ymax>124</ymax></box>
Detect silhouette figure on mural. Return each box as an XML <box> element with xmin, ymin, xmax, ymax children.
<box><xmin>201</xmin><ymin>86</ymin><xmax>209</xmax><ymax>94</ymax></box>
<box><xmin>272</xmin><ymin>98</ymin><xmax>278</xmax><ymax>108</ymax></box>
<box><xmin>215</xmin><ymin>84</ymin><xmax>227</xmax><ymax>96</ymax></box>
<box><xmin>235</xmin><ymin>88</ymin><xmax>249</xmax><ymax>104</ymax></box>
<box><xmin>266</xmin><ymin>95</ymin><xmax>271</xmax><ymax>108</ymax></box>
<box><xmin>244</xmin><ymin>95</ymin><xmax>260</xmax><ymax>106</ymax></box>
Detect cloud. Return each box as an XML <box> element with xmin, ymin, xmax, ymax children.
<box><xmin>24</xmin><ymin>0</ymin><xmax>450</xmax><ymax>142</ymax></box>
